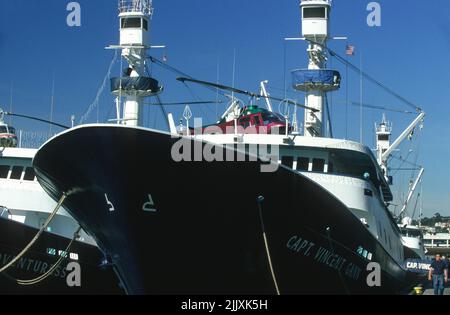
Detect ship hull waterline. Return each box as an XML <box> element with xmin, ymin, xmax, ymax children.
<box><xmin>33</xmin><ymin>125</ymin><xmax>418</xmax><ymax>294</ymax></box>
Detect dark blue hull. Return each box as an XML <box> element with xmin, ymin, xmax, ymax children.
<box><xmin>33</xmin><ymin>125</ymin><xmax>418</xmax><ymax>294</ymax></box>
<box><xmin>0</xmin><ymin>217</ymin><xmax>123</xmax><ymax>294</ymax></box>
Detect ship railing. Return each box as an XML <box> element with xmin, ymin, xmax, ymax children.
<box><xmin>16</xmin><ymin>130</ymin><xmax>56</xmax><ymax>149</ymax></box>
<box><xmin>118</xmin><ymin>0</ymin><xmax>154</xmax><ymax>16</ymax></box>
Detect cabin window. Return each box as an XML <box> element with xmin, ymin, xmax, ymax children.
<box><xmin>281</xmin><ymin>156</ymin><xmax>294</xmax><ymax>168</ymax></box>
<box><xmin>328</xmin><ymin>150</ymin><xmax>379</xmax><ymax>188</ymax></box>
<box><xmin>328</xmin><ymin>161</ymin><xmax>334</xmax><ymax>173</ymax></box>
<box><xmin>10</xmin><ymin>166</ymin><xmax>23</xmax><ymax>180</ymax></box>
<box><xmin>24</xmin><ymin>167</ymin><xmax>35</xmax><ymax>181</ymax></box>
<box><xmin>312</xmin><ymin>158</ymin><xmax>325</xmax><ymax>172</ymax></box>
<box><xmin>0</xmin><ymin>165</ymin><xmax>9</xmax><ymax>178</ymax></box>
<box><xmin>378</xmin><ymin>134</ymin><xmax>389</xmax><ymax>141</ymax></box>
<box><xmin>296</xmin><ymin>157</ymin><xmax>309</xmax><ymax>171</ymax></box>
<box><xmin>303</xmin><ymin>7</ymin><xmax>326</xmax><ymax>19</ymax></box>
<box><xmin>121</xmin><ymin>17</ymin><xmax>142</xmax><ymax>29</ymax></box>
<box><xmin>143</xmin><ymin>19</ymin><xmax>148</xmax><ymax>31</ymax></box>
<box><xmin>0</xmin><ymin>126</ymin><xmax>7</xmax><ymax>133</ymax></box>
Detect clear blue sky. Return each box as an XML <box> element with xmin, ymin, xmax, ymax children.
<box><xmin>0</xmin><ymin>0</ymin><xmax>448</xmax><ymax>217</ymax></box>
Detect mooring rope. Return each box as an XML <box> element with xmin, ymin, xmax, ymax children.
<box><xmin>0</xmin><ymin>193</ymin><xmax>68</xmax><ymax>274</ymax></box>
<box><xmin>14</xmin><ymin>226</ymin><xmax>82</xmax><ymax>286</ymax></box>
<box><xmin>256</xmin><ymin>196</ymin><xmax>281</xmax><ymax>295</ymax></box>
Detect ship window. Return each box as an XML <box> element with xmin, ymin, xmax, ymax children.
<box><xmin>328</xmin><ymin>149</ymin><xmax>379</xmax><ymax>188</ymax></box>
<box><xmin>281</xmin><ymin>156</ymin><xmax>294</xmax><ymax>168</ymax></box>
<box><xmin>10</xmin><ymin>166</ymin><xmax>23</xmax><ymax>180</ymax></box>
<box><xmin>327</xmin><ymin>162</ymin><xmax>334</xmax><ymax>173</ymax></box>
<box><xmin>0</xmin><ymin>165</ymin><xmax>9</xmax><ymax>178</ymax></box>
<box><xmin>312</xmin><ymin>158</ymin><xmax>325</xmax><ymax>172</ymax></box>
<box><xmin>303</xmin><ymin>7</ymin><xmax>326</xmax><ymax>19</ymax></box>
<box><xmin>143</xmin><ymin>19</ymin><xmax>148</xmax><ymax>31</ymax></box>
<box><xmin>24</xmin><ymin>167</ymin><xmax>35</xmax><ymax>181</ymax></box>
<box><xmin>378</xmin><ymin>134</ymin><xmax>389</xmax><ymax>141</ymax></box>
<box><xmin>121</xmin><ymin>17</ymin><xmax>141</xmax><ymax>29</ymax></box>
<box><xmin>0</xmin><ymin>126</ymin><xmax>7</xmax><ymax>133</ymax></box>
<box><xmin>296</xmin><ymin>157</ymin><xmax>309</xmax><ymax>171</ymax></box>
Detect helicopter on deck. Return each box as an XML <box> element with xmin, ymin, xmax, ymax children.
<box><xmin>0</xmin><ymin>109</ymin><xmax>18</xmax><ymax>148</ymax></box>
<box><xmin>204</xmin><ymin>105</ymin><xmax>290</xmax><ymax>135</ymax></box>
<box><xmin>174</xmin><ymin>77</ymin><xmax>315</xmax><ymax>136</ymax></box>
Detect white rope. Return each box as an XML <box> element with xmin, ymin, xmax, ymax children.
<box><xmin>257</xmin><ymin>196</ymin><xmax>280</xmax><ymax>295</ymax></box>
<box><xmin>0</xmin><ymin>193</ymin><xmax>68</xmax><ymax>274</ymax></box>
<box><xmin>14</xmin><ymin>226</ymin><xmax>81</xmax><ymax>286</ymax></box>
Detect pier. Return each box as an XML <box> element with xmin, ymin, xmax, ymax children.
<box><xmin>411</xmin><ymin>282</ymin><xmax>450</xmax><ymax>295</ymax></box>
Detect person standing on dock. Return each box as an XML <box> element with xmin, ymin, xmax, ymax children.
<box><xmin>429</xmin><ymin>254</ymin><xmax>448</xmax><ymax>295</ymax></box>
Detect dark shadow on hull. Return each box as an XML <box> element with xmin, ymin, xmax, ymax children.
<box><xmin>0</xmin><ymin>217</ymin><xmax>123</xmax><ymax>295</ymax></box>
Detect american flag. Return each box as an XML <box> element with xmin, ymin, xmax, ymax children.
<box><xmin>346</xmin><ymin>45</ymin><xmax>355</xmax><ymax>56</ymax></box>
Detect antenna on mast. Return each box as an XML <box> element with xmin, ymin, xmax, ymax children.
<box><xmin>108</xmin><ymin>0</ymin><xmax>162</xmax><ymax>127</ymax></box>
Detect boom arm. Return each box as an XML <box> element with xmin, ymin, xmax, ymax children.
<box><xmin>382</xmin><ymin>112</ymin><xmax>425</xmax><ymax>161</ymax></box>
<box><xmin>260</xmin><ymin>80</ymin><xmax>273</xmax><ymax>112</ymax></box>
<box><xmin>398</xmin><ymin>167</ymin><xmax>424</xmax><ymax>220</ymax></box>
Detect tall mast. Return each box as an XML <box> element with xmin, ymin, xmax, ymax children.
<box><xmin>109</xmin><ymin>0</ymin><xmax>162</xmax><ymax>127</ymax></box>
<box><xmin>293</xmin><ymin>0</ymin><xmax>340</xmax><ymax>138</ymax></box>
<box><xmin>375</xmin><ymin>113</ymin><xmax>392</xmax><ymax>180</ymax></box>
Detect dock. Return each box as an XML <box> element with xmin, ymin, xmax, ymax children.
<box><xmin>412</xmin><ymin>282</ymin><xmax>450</xmax><ymax>295</ymax></box>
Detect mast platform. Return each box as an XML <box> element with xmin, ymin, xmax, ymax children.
<box><xmin>292</xmin><ymin>69</ymin><xmax>341</xmax><ymax>92</ymax></box>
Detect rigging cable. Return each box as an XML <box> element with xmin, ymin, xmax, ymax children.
<box><xmin>411</xmin><ymin>191</ymin><xmax>421</xmax><ymax>220</ymax></box>
<box><xmin>155</xmin><ymin>94</ymin><xmax>170</xmax><ymax>129</ymax></box>
<box><xmin>79</xmin><ymin>50</ymin><xmax>119</xmax><ymax>125</ymax></box>
<box><xmin>148</xmin><ymin>56</ymin><xmax>230</xmax><ymax>99</ymax></box>
<box><xmin>324</xmin><ymin>93</ymin><xmax>333</xmax><ymax>138</ymax></box>
<box><xmin>148</xmin><ymin>56</ymin><xmax>221</xmax><ymax>121</ymax></box>
<box><xmin>323</xmin><ymin>43</ymin><xmax>422</xmax><ymax>113</ymax></box>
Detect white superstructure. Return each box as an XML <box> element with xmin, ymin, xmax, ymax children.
<box><xmin>0</xmin><ymin>147</ymin><xmax>95</xmax><ymax>245</ymax></box>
